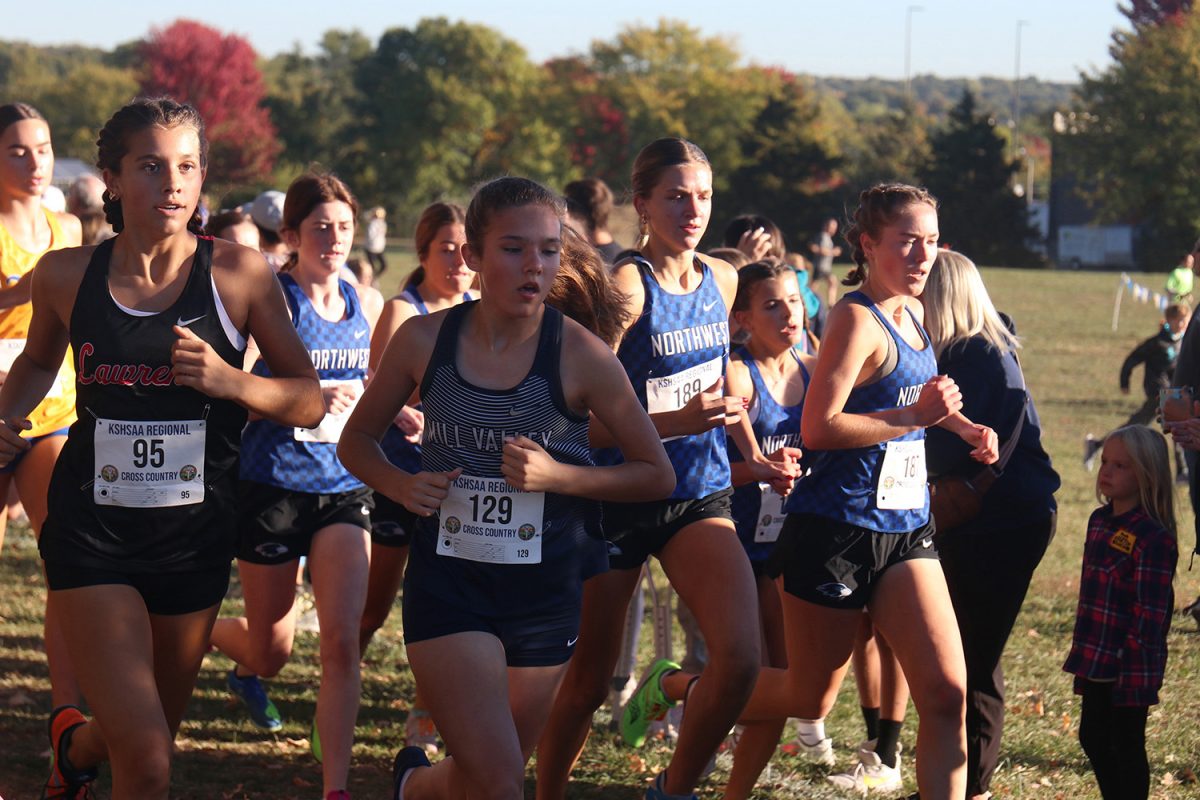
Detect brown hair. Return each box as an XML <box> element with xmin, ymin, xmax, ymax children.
<box><xmin>465</xmin><ymin>176</ymin><xmax>565</xmax><ymax>252</ymax></box>
<box><xmin>96</xmin><ymin>97</ymin><xmax>207</xmax><ymax>235</ymax></box>
<box><xmin>842</xmin><ymin>183</ymin><xmax>938</xmax><ymax>286</ymax></box>
<box><xmin>732</xmin><ymin>259</ymin><xmax>797</xmax><ymax>313</ymax></box>
<box><xmin>707</xmin><ymin>247</ymin><xmax>750</xmax><ymax>270</ymax></box>
<box><xmin>547</xmin><ymin>225</ymin><xmax>632</xmax><ymax>348</ymax></box>
<box><xmin>563</xmin><ymin>178</ymin><xmax>614</xmax><ymax>234</ymax></box>
<box><xmin>630</xmin><ymin>138</ymin><xmax>711</xmax><ymax>250</ymax></box>
<box><xmin>722</xmin><ymin>214</ymin><xmax>786</xmax><ymax>261</ymax></box>
<box><xmin>0</xmin><ymin>103</ymin><xmax>46</xmax><ymax>138</ymax></box>
<box><xmin>280</xmin><ymin>172</ymin><xmax>359</xmax><ymax>271</ymax></box>
<box><xmin>407</xmin><ymin>201</ymin><xmax>467</xmax><ymax>290</ymax></box>
<box><xmin>204</xmin><ymin>209</ymin><xmax>253</xmax><ymax>239</ymax></box>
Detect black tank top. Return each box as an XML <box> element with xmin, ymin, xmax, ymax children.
<box><xmin>40</xmin><ymin>236</ymin><xmax>248</xmax><ymax>572</ymax></box>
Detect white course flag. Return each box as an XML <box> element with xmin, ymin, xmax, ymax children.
<box><xmin>1112</xmin><ymin>273</ymin><xmax>1169</xmax><ymax>331</ymax></box>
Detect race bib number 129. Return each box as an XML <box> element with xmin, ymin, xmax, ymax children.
<box><xmin>437</xmin><ymin>475</ymin><xmax>545</xmax><ymax>564</ymax></box>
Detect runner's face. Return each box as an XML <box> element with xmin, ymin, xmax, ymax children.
<box><xmin>0</xmin><ymin>119</ymin><xmax>54</xmax><ymax>201</ymax></box>
<box><xmin>861</xmin><ymin>202</ymin><xmax>939</xmax><ymax>298</ymax></box>
<box><xmin>105</xmin><ymin>125</ymin><xmax>204</xmax><ymax>236</ymax></box>
<box><xmin>1097</xmin><ymin>436</ymin><xmax>1139</xmax><ymax>507</ymax></box>
<box><xmin>421</xmin><ymin>222</ymin><xmax>472</xmax><ymax>297</ymax></box>
<box><xmin>739</xmin><ymin>273</ymin><xmax>805</xmax><ymax>351</ymax></box>
<box><xmin>466</xmin><ymin>204</ymin><xmax>561</xmax><ymax>317</ymax></box>
<box><xmin>639</xmin><ymin>164</ymin><xmax>712</xmax><ymax>254</ymax></box>
<box><xmin>291</xmin><ymin>201</ymin><xmax>355</xmax><ymax>277</ymax></box>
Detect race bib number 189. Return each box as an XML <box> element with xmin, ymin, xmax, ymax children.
<box><xmin>93</xmin><ymin>418</ymin><xmax>206</xmax><ymax>507</ymax></box>
<box><xmin>876</xmin><ymin>440</ymin><xmax>926</xmax><ymax>510</ymax></box>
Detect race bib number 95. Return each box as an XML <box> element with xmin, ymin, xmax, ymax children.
<box><xmin>93</xmin><ymin>418</ymin><xmax>206</xmax><ymax>507</ymax></box>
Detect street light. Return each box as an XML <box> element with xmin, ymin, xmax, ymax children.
<box><xmin>905</xmin><ymin>5</ymin><xmax>924</xmax><ymax>99</ymax></box>
<box><xmin>1013</xmin><ymin>19</ymin><xmax>1030</xmax><ymax>155</ymax></box>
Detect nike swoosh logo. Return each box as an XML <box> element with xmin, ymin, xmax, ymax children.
<box><xmin>508</xmin><ymin>406</ymin><xmax>522</xmax><ymax>416</ymax></box>
<box><xmin>702</xmin><ymin>300</ymin><xmax>719</xmax><ymax>312</ymax></box>
<box><xmin>921</xmin><ymin>538</ymin><xmax>934</xmax><ymax>548</ymax></box>
<box><xmin>354</xmin><ymin>329</ymin><xmax>367</xmax><ymax>339</ymax></box>
<box><xmin>176</xmin><ymin>314</ymin><xmax>206</xmax><ymax>327</ymax></box>
<box><xmin>566</xmin><ymin>636</ymin><xmax>580</xmax><ymax>647</ymax></box>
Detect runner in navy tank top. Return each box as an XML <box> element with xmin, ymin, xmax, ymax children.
<box><xmin>0</xmin><ymin>98</ymin><xmax>321</xmax><ymax>800</ymax></box>
<box><xmin>358</xmin><ymin>202</ymin><xmax>475</xmax><ymax>758</ymax></box>
<box><xmin>720</xmin><ymin>261</ymin><xmax>811</xmax><ymax>800</ymax></box>
<box><xmin>338</xmin><ymin>177</ymin><xmax>672</xmax><ymax>800</ymax></box>
<box><xmin>642</xmin><ymin>185</ymin><xmax>1001</xmax><ymax>800</ymax></box>
<box><xmin>208</xmin><ymin>173</ymin><xmax>378</xmax><ymax>800</ymax></box>
<box><xmin>537</xmin><ymin>139</ymin><xmax>788</xmax><ymax>800</ymax></box>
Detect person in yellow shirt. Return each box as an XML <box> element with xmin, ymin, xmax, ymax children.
<box><xmin>0</xmin><ymin>103</ymin><xmax>82</xmax><ymax>709</ymax></box>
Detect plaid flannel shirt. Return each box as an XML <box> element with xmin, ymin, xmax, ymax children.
<box><xmin>1063</xmin><ymin>505</ymin><xmax>1177</xmax><ymax>706</ymax></box>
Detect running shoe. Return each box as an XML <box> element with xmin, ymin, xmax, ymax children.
<box><xmin>826</xmin><ymin>745</ymin><xmax>903</xmax><ymax>795</ymax></box>
<box><xmin>643</xmin><ymin>772</ymin><xmax>698</xmax><ymax>800</ymax></box>
<box><xmin>620</xmin><ymin>658</ymin><xmax>680</xmax><ymax>748</ymax></box>
<box><xmin>311</xmin><ymin>716</ymin><xmax>322</xmax><ymax>763</ymax></box>
<box><xmin>1083</xmin><ymin>434</ymin><xmax>1102</xmax><ymax>471</ymax></box>
<box><xmin>226</xmin><ymin>669</ymin><xmax>283</xmax><ymax>731</ymax></box>
<box><xmin>781</xmin><ymin>733</ymin><xmax>836</xmax><ymax>766</ymax></box>
<box><xmin>42</xmin><ymin>705</ymin><xmax>97</xmax><ymax>800</ymax></box>
<box><xmin>405</xmin><ymin>708</ymin><xmax>440</xmax><ymax>756</ymax></box>
<box><xmin>392</xmin><ymin>745</ymin><xmax>432</xmax><ymax>800</ymax></box>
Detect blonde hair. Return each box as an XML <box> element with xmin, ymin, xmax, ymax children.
<box><xmin>1097</xmin><ymin>425</ymin><xmax>1177</xmax><ymax>538</ymax></box>
<box><xmin>923</xmin><ymin>250</ymin><xmax>1021</xmax><ymax>358</ymax></box>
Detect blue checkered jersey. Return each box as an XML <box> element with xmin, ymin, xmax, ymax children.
<box><xmin>409</xmin><ymin>302</ymin><xmax>605</xmax><ymax>616</ymax></box>
<box><xmin>378</xmin><ymin>285</ymin><xmax>474</xmax><ymax>474</ymax></box>
<box><xmin>597</xmin><ymin>256</ymin><xmax>731</xmax><ymax>500</ymax></box>
<box><xmin>728</xmin><ymin>348</ymin><xmax>807</xmax><ymax>563</ymax></box>
<box><xmin>240</xmin><ymin>274</ymin><xmax>369</xmax><ymax>493</ymax></box>
<box><xmin>785</xmin><ymin>291</ymin><xmax>936</xmax><ymax>532</ymax></box>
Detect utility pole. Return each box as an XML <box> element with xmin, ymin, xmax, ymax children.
<box><xmin>905</xmin><ymin>5</ymin><xmax>924</xmax><ymax>100</ymax></box>
<box><xmin>1013</xmin><ymin>19</ymin><xmax>1029</xmax><ymax>157</ymax></box>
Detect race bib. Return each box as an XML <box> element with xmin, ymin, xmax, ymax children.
<box><xmin>436</xmin><ymin>475</ymin><xmax>545</xmax><ymax>564</ymax></box>
<box><xmin>645</xmin><ymin>356</ymin><xmax>724</xmax><ymax>442</ymax></box>
<box><xmin>93</xmin><ymin>418</ymin><xmax>206</xmax><ymax>507</ymax></box>
<box><xmin>754</xmin><ymin>483</ymin><xmax>786</xmax><ymax>543</ymax></box>
<box><xmin>295</xmin><ymin>379</ymin><xmax>364</xmax><ymax>443</ymax></box>
<box><xmin>876</xmin><ymin>440</ymin><xmax>927</xmax><ymax>510</ymax></box>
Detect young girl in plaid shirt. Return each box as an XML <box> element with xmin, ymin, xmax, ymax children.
<box><xmin>1064</xmin><ymin>424</ymin><xmax>1177</xmax><ymax>800</ymax></box>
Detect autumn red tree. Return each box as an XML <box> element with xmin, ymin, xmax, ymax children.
<box><xmin>1120</xmin><ymin>0</ymin><xmax>1193</xmax><ymax>27</ymax></box>
<box><xmin>140</xmin><ymin>19</ymin><xmax>279</xmax><ymax>185</ymax></box>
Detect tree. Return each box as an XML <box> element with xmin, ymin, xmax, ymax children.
<box><xmin>1120</xmin><ymin>0</ymin><xmax>1192</xmax><ymax>27</ymax></box>
<box><xmin>1070</xmin><ymin>9</ymin><xmax>1200</xmax><ymax>268</ymax></box>
<box><xmin>140</xmin><ymin>19</ymin><xmax>279</xmax><ymax>187</ymax></box>
<box><xmin>918</xmin><ymin>91</ymin><xmax>1037</xmax><ymax>265</ymax></box>
<box><xmin>355</xmin><ymin>17</ymin><xmax>562</xmax><ymax>218</ymax></box>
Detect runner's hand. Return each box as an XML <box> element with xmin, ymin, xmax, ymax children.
<box><xmin>398</xmin><ymin>467</ymin><xmax>463</xmax><ymax>516</ymax></box>
<box><xmin>394</xmin><ymin>405</ymin><xmax>424</xmax><ymax>443</ymax></box>
<box><xmin>676</xmin><ymin>377</ymin><xmax>746</xmax><ymax>435</ymax></box>
<box><xmin>961</xmin><ymin>423</ymin><xmax>999</xmax><ymax>464</ymax></box>
<box><xmin>911</xmin><ymin>375</ymin><xmax>963</xmax><ymax>427</ymax></box>
<box><xmin>0</xmin><ymin>417</ymin><xmax>31</xmax><ymax>467</ymax></box>
<box><xmin>502</xmin><ymin>436</ymin><xmax>560</xmax><ymax>493</ymax></box>
<box><xmin>322</xmin><ymin>383</ymin><xmax>359</xmax><ymax>415</ymax></box>
<box><xmin>736</xmin><ymin>227</ymin><xmax>773</xmax><ymax>261</ymax></box>
<box><xmin>172</xmin><ymin>325</ymin><xmax>239</xmax><ymax>398</ymax></box>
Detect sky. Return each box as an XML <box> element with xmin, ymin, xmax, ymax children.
<box><xmin>7</xmin><ymin>0</ymin><xmax>1126</xmax><ymax>83</ymax></box>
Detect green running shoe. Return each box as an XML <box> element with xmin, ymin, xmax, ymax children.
<box><xmin>312</xmin><ymin>715</ymin><xmax>322</xmax><ymax>763</ymax></box>
<box><xmin>620</xmin><ymin>658</ymin><xmax>680</xmax><ymax>747</ymax></box>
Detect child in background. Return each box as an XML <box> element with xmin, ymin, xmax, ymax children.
<box><xmin>1064</xmin><ymin>425</ymin><xmax>1177</xmax><ymax>800</ymax></box>
<box><xmin>1084</xmin><ymin>303</ymin><xmax>1190</xmax><ymax>479</ymax></box>
<box><xmin>1166</xmin><ymin>254</ymin><xmax>1194</xmax><ymax>304</ymax></box>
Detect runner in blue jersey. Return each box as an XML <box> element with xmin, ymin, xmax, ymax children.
<box><xmin>209</xmin><ymin>173</ymin><xmax>378</xmax><ymax>800</ymax></box>
<box><xmin>721</xmin><ymin>261</ymin><xmax>811</xmax><ymax>800</ymax></box>
<box><xmin>537</xmin><ymin>139</ymin><xmax>790</xmax><ymax>800</ymax></box>
<box><xmin>626</xmin><ymin>184</ymin><xmax>1000</xmax><ymax>800</ymax></box>
<box><xmin>357</xmin><ymin>202</ymin><xmax>475</xmax><ymax>757</ymax></box>
<box><xmin>338</xmin><ymin>177</ymin><xmax>673</xmax><ymax>800</ymax></box>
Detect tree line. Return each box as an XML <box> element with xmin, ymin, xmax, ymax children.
<box><xmin>5</xmin><ymin>13</ymin><xmax>1167</xmax><ymax>266</ymax></box>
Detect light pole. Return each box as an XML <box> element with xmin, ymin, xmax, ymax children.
<box><xmin>1013</xmin><ymin>20</ymin><xmax>1030</xmax><ymax>155</ymax></box>
<box><xmin>905</xmin><ymin>5</ymin><xmax>924</xmax><ymax>99</ymax></box>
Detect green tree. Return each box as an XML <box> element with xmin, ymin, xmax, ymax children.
<box><xmin>1070</xmin><ymin>9</ymin><xmax>1200</xmax><ymax>268</ymax></box>
<box><xmin>355</xmin><ymin>17</ymin><xmax>559</xmax><ymax>218</ymax></box>
<box><xmin>918</xmin><ymin>90</ymin><xmax>1037</xmax><ymax>265</ymax></box>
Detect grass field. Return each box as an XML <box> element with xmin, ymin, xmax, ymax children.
<box><xmin>3</xmin><ymin>263</ymin><xmax>1200</xmax><ymax>799</ymax></box>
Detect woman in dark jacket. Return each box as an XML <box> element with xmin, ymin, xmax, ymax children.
<box><xmin>922</xmin><ymin>250</ymin><xmax>1061</xmax><ymax>800</ymax></box>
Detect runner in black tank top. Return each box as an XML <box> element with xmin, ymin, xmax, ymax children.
<box><xmin>339</xmin><ymin>177</ymin><xmax>672</xmax><ymax>800</ymax></box>
<box><xmin>0</xmin><ymin>99</ymin><xmax>321</xmax><ymax>800</ymax></box>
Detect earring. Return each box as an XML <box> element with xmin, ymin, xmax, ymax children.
<box><xmin>639</xmin><ymin>215</ymin><xmax>649</xmax><ymax>233</ymax></box>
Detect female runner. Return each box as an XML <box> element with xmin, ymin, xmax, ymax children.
<box><xmin>537</xmin><ymin>138</ymin><xmax>788</xmax><ymax>800</ymax></box>
<box><xmin>623</xmin><ymin>184</ymin><xmax>999</xmax><ymax>800</ymax></box>
<box><xmin>0</xmin><ymin>103</ymin><xmax>82</xmax><ymax>708</ymax></box>
<box><xmin>339</xmin><ymin>176</ymin><xmax>673</xmax><ymax>800</ymax></box>
<box><xmin>209</xmin><ymin>172</ymin><xmax>378</xmax><ymax>800</ymax></box>
<box><xmin>0</xmin><ymin>97</ymin><xmax>322</xmax><ymax>800</ymax></box>
<box><xmin>721</xmin><ymin>260</ymin><xmax>808</xmax><ymax>799</ymax></box>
